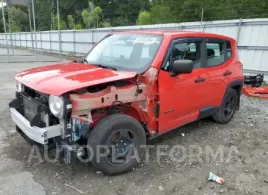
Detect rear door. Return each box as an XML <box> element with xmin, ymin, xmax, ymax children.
<box><xmin>204</xmin><ymin>38</ymin><xmax>232</xmax><ymax>106</ymax></box>
<box><xmin>158</xmin><ymin>38</ymin><xmax>209</xmax><ymax>133</ymax></box>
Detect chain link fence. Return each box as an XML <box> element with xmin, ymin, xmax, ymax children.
<box><xmin>0</xmin><ymin>0</ymin><xmax>61</xmax><ymax>62</ymax></box>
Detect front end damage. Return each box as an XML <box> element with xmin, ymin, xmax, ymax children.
<box><xmin>9</xmin><ymin>67</ymin><xmax>159</xmax><ymax>164</ymax></box>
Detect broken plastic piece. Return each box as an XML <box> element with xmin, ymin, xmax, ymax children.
<box><xmin>208</xmin><ymin>172</ymin><xmax>224</xmax><ymax>184</ymax></box>
<box><xmin>243</xmin><ymin>87</ymin><xmax>268</xmax><ymax>99</ymax></box>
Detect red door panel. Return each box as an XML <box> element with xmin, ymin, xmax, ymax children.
<box><xmin>205</xmin><ymin>39</ymin><xmax>233</xmax><ymax>107</ymax></box>
<box><xmin>158</xmin><ymin>68</ymin><xmax>208</xmax><ymax>133</ymax></box>
<box><xmin>206</xmin><ymin>64</ymin><xmax>230</xmax><ymax>106</ymax></box>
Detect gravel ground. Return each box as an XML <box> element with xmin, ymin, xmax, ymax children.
<box><xmin>0</xmin><ymin>48</ymin><xmax>268</xmax><ymax>195</ymax></box>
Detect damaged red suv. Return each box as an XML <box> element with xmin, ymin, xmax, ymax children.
<box><xmin>9</xmin><ymin>31</ymin><xmax>244</xmax><ymax>175</ymax></box>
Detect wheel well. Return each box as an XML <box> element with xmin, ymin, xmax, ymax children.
<box><xmin>108</xmin><ymin>105</ymin><xmax>150</xmax><ymax>136</ymax></box>
<box><xmin>230</xmin><ymin>84</ymin><xmax>242</xmax><ymax>109</ymax></box>
<box><xmin>231</xmin><ymin>85</ymin><xmax>242</xmax><ymax>96</ymax></box>
<box><xmin>118</xmin><ymin>105</ymin><xmax>143</xmax><ymax>122</ymax></box>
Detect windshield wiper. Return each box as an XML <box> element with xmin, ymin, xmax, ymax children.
<box><xmin>83</xmin><ymin>58</ymin><xmax>89</xmax><ymax>64</ymax></box>
<box><xmin>75</xmin><ymin>60</ymin><xmax>117</xmax><ymax>70</ymax></box>
<box><xmin>74</xmin><ymin>58</ymin><xmax>88</xmax><ymax>64</ymax></box>
<box><xmin>96</xmin><ymin>64</ymin><xmax>117</xmax><ymax>71</ymax></box>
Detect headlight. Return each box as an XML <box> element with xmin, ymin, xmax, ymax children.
<box><xmin>49</xmin><ymin>95</ymin><xmax>64</xmax><ymax>118</ymax></box>
<box><xmin>17</xmin><ymin>82</ymin><xmax>24</xmax><ymax>92</ymax></box>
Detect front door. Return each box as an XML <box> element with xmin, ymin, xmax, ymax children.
<box><xmin>158</xmin><ymin>38</ymin><xmax>208</xmax><ymax>133</ymax></box>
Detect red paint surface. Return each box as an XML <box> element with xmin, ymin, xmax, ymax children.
<box><xmin>16</xmin><ymin>62</ymin><xmax>136</xmax><ymax>96</ymax></box>
<box><xmin>15</xmin><ymin>30</ymin><xmax>244</xmax><ymax>136</ymax></box>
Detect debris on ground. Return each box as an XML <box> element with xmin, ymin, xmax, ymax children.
<box><xmin>65</xmin><ymin>183</ymin><xmax>86</xmax><ymax>194</ymax></box>
<box><xmin>158</xmin><ymin>186</ymin><xmax>164</xmax><ymax>191</ymax></box>
<box><xmin>243</xmin><ymin>74</ymin><xmax>268</xmax><ymax>99</ymax></box>
<box><xmin>208</xmin><ymin>172</ymin><xmax>225</xmax><ymax>184</ymax></box>
<box><xmin>96</xmin><ymin>171</ymin><xmax>103</xmax><ymax>175</ymax></box>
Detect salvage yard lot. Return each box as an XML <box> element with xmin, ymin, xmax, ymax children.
<box><xmin>0</xmin><ymin>48</ymin><xmax>267</xmax><ymax>195</ymax></box>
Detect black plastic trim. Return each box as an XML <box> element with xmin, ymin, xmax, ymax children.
<box><xmin>9</xmin><ymin>98</ymin><xmax>20</xmax><ymax>109</ymax></box>
<box><xmin>224</xmin><ymin>80</ymin><xmax>244</xmax><ymax>109</ymax></box>
<box><xmin>198</xmin><ymin>106</ymin><xmax>219</xmax><ymax>120</ymax></box>
<box><xmin>62</xmin><ymin>95</ymin><xmax>73</xmax><ymax>145</ymax></box>
<box><xmin>30</xmin><ymin>114</ymin><xmax>46</xmax><ymax>128</ymax></box>
<box><xmin>153</xmin><ymin>102</ymin><xmax>160</xmax><ymax>117</ymax></box>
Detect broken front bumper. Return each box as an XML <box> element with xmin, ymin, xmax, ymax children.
<box><xmin>10</xmin><ymin>108</ymin><xmax>62</xmax><ymax>144</ymax></box>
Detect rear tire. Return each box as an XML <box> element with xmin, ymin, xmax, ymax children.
<box><xmin>212</xmin><ymin>88</ymin><xmax>238</xmax><ymax>124</ymax></box>
<box><xmin>87</xmin><ymin>114</ymin><xmax>146</xmax><ymax>175</ymax></box>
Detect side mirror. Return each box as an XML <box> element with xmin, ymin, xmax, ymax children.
<box><xmin>170</xmin><ymin>60</ymin><xmax>194</xmax><ymax>76</ymax></box>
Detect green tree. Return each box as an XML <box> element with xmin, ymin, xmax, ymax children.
<box><xmin>2</xmin><ymin>0</ymin><xmax>268</xmax><ymax>32</ymax></box>
<box><xmin>90</xmin><ymin>6</ymin><xmax>102</xmax><ymax>28</ymax></box>
<box><xmin>8</xmin><ymin>7</ymin><xmax>29</xmax><ymax>32</ymax></box>
<box><xmin>0</xmin><ymin>18</ymin><xmax>3</xmax><ymax>33</ymax></box>
<box><xmin>81</xmin><ymin>1</ymin><xmax>103</xmax><ymax>28</ymax></box>
<box><xmin>67</xmin><ymin>15</ymin><xmax>75</xmax><ymax>29</ymax></box>
<box><xmin>150</xmin><ymin>5</ymin><xmax>174</xmax><ymax>24</ymax></box>
<box><xmin>136</xmin><ymin>11</ymin><xmax>152</xmax><ymax>25</ymax></box>
<box><xmin>51</xmin><ymin>15</ymin><xmax>67</xmax><ymax>30</ymax></box>
<box><xmin>93</xmin><ymin>0</ymin><xmax>151</xmax><ymax>26</ymax></box>
<box><xmin>35</xmin><ymin>0</ymin><xmax>88</xmax><ymax>31</ymax></box>
<box><xmin>81</xmin><ymin>9</ymin><xmax>90</xmax><ymax>28</ymax></box>
<box><xmin>35</xmin><ymin>0</ymin><xmax>53</xmax><ymax>31</ymax></box>
<box><xmin>57</xmin><ymin>0</ymin><xmax>88</xmax><ymax>25</ymax></box>
<box><xmin>73</xmin><ymin>24</ymin><xmax>83</xmax><ymax>29</ymax></box>
<box><xmin>99</xmin><ymin>20</ymin><xmax>111</xmax><ymax>27</ymax></box>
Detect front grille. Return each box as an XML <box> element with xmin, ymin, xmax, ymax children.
<box><xmin>24</xmin><ymin>86</ymin><xmax>49</xmax><ymax>105</ymax></box>
<box><xmin>23</xmin><ymin>95</ymin><xmax>38</xmax><ymax>121</ymax></box>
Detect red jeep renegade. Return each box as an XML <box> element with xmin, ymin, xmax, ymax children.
<box><xmin>9</xmin><ymin>31</ymin><xmax>244</xmax><ymax>175</ymax></box>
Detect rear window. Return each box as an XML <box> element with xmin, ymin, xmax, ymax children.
<box><xmin>206</xmin><ymin>42</ymin><xmax>225</xmax><ymax>67</ymax></box>
<box><xmin>205</xmin><ymin>39</ymin><xmax>233</xmax><ymax>68</ymax></box>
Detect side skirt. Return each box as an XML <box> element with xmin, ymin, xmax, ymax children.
<box><xmin>149</xmin><ymin>107</ymin><xmax>219</xmax><ymax>140</ymax></box>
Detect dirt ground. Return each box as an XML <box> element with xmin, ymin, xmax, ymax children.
<box><xmin>0</xmin><ymin>48</ymin><xmax>268</xmax><ymax>195</ymax></box>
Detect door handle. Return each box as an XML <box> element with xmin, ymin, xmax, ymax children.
<box><xmin>223</xmin><ymin>71</ymin><xmax>232</xmax><ymax>76</ymax></box>
<box><xmin>195</xmin><ymin>77</ymin><xmax>206</xmax><ymax>83</ymax></box>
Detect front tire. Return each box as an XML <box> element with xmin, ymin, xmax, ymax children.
<box><xmin>87</xmin><ymin>114</ymin><xmax>146</xmax><ymax>175</ymax></box>
<box><xmin>212</xmin><ymin>88</ymin><xmax>238</xmax><ymax>124</ymax></box>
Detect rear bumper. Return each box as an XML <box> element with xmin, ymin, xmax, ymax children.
<box><xmin>10</xmin><ymin>108</ymin><xmax>62</xmax><ymax>144</ymax></box>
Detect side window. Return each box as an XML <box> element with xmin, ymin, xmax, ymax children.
<box><xmin>226</xmin><ymin>41</ymin><xmax>232</xmax><ymax>59</ymax></box>
<box><xmin>206</xmin><ymin>41</ymin><xmax>225</xmax><ymax>67</ymax></box>
<box><xmin>163</xmin><ymin>40</ymin><xmax>202</xmax><ymax>71</ymax></box>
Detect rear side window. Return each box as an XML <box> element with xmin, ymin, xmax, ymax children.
<box><xmin>206</xmin><ymin>41</ymin><xmax>225</xmax><ymax>67</ymax></box>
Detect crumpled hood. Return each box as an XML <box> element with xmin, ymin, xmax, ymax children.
<box><xmin>16</xmin><ymin>62</ymin><xmax>137</xmax><ymax>96</ymax></box>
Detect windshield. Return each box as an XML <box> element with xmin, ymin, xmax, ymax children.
<box><xmin>85</xmin><ymin>34</ymin><xmax>163</xmax><ymax>74</ymax></box>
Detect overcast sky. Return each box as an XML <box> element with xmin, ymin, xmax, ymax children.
<box><xmin>0</xmin><ymin>2</ymin><xmax>7</xmax><ymax>8</ymax></box>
